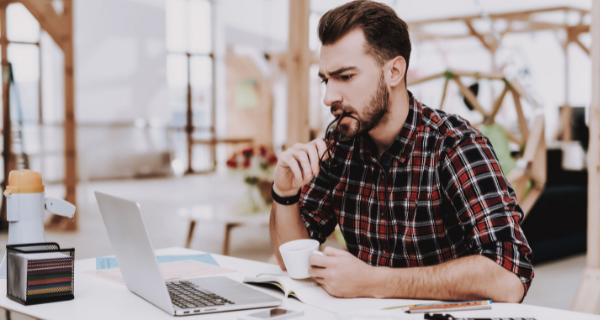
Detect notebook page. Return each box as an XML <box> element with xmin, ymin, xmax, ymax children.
<box><xmin>284</xmin><ymin>277</ymin><xmax>321</xmax><ymax>290</ymax></box>
<box><xmin>252</xmin><ymin>274</ymin><xmax>320</xmax><ymax>297</ymax></box>
<box><xmin>249</xmin><ymin>274</ymin><xmax>438</xmax><ymax>313</ymax></box>
<box><xmin>292</xmin><ymin>286</ymin><xmax>435</xmax><ymax>314</ymax></box>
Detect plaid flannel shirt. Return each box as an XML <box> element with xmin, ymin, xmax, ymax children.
<box><xmin>299</xmin><ymin>92</ymin><xmax>534</xmax><ymax>294</ymax></box>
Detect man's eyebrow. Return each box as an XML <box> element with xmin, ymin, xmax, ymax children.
<box><xmin>318</xmin><ymin>66</ymin><xmax>357</xmax><ymax>78</ymax></box>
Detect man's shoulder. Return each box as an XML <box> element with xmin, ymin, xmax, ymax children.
<box><xmin>418</xmin><ymin>103</ymin><xmax>484</xmax><ymax>148</ymax></box>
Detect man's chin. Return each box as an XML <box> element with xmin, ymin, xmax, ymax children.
<box><xmin>339</xmin><ymin>127</ymin><xmax>360</xmax><ymax>140</ymax></box>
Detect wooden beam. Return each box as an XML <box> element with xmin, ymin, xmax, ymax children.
<box><xmin>500</xmin><ymin>125</ymin><xmax>523</xmax><ymax>147</ymax></box>
<box><xmin>520</xmin><ymin>187</ymin><xmax>542</xmax><ymax>219</ymax></box>
<box><xmin>525</xmin><ymin>116</ymin><xmax>546</xmax><ymax>185</ymax></box>
<box><xmin>409</xmin><ymin>6</ymin><xmax>587</xmax><ymax>26</ymax></box>
<box><xmin>573</xmin><ymin>0</ymin><xmax>600</xmax><ymax>314</ymax></box>
<box><xmin>0</xmin><ymin>3</ymin><xmax>12</xmax><ymax>230</ymax></box>
<box><xmin>557</xmin><ymin>34</ymin><xmax>573</xmax><ymax>142</ymax></box>
<box><xmin>507</xmin><ymin>168</ymin><xmax>528</xmax><ymax>206</ymax></box>
<box><xmin>285</xmin><ymin>0</ymin><xmax>311</xmax><ymax>146</ymax></box>
<box><xmin>575</xmin><ymin>38</ymin><xmax>591</xmax><ymax>56</ymax></box>
<box><xmin>43</xmin><ymin>0</ymin><xmax>77</xmax><ymax>231</ymax></box>
<box><xmin>409</xmin><ymin>7</ymin><xmax>590</xmax><ymax>43</ymax></box>
<box><xmin>19</xmin><ymin>0</ymin><xmax>68</xmax><ymax>51</ymax></box>
<box><xmin>408</xmin><ymin>70</ymin><xmax>505</xmax><ymax>86</ymax></box>
<box><xmin>407</xmin><ymin>71</ymin><xmax>445</xmax><ymax>86</ymax></box>
<box><xmin>439</xmin><ymin>78</ymin><xmax>449</xmax><ymax>110</ymax></box>
<box><xmin>510</xmin><ymin>88</ymin><xmax>529</xmax><ymax>145</ymax></box>
<box><xmin>507</xmin><ymin>115</ymin><xmax>545</xmax><ymax>218</ymax></box>
<box><xmin>63</xmin><ymin>0</ymin><xmax>77</xmax><ymax>230</ymax></box>
<box><xmin>453</xmin><ymin>76</ymin><xmax>488</xmax><ymax>117</ymax></box>
<box><xmin>451</xmin><ymin>70</ymin><xmax>505</xmax><ymax>80</ymax></box>
<box><xmin>488</xmin><ymin>83</ymin><xmax>509</xmax><ymax>121</ymax></box>
<box><xmin>413</xmin><ymin>27</ymin><xmax>561</xmax><ymax>42</ymax></box>
<box><xmin>509</xmin><ymin>19</ymin><xmax>567</xmax><ymax>32</ymax></box>
<box><xmin>522</xmin><ymin>116</ymin><xmax>543</xmax><ymax>162</ymax></box>
<box><xmin>509</xmin><ymin>78</ymin><xmax>541</xmax><ymax>108</ymax></box>
<box><xmin>465</xmin><ymin>20</ymin><xmax>497</xmax><ymax>53</ymax></box>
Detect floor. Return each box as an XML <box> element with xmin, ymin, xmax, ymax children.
<box><xmin>0</xmin><ymin>174</ymin><xmax>590</xmax><ymax>319</ymax></box>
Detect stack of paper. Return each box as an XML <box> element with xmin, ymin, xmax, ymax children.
<box><xmin>86</xmin><ymin>260</ymin><xmax>235</xmax><ymax>286</ymax></box>
<box><xmin>95</xmin><ymin>254</ymin><xmax>219</xmax><ymax>270</ymax></box>
<box><xmin>18</xmin><ymin>252</ymin><xmax>73</xmax><ymax>300</ymax></box>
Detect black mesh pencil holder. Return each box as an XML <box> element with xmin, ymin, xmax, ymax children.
<box><xmin>6</xmin><ymin>242</ymin><xmax>74</xmax><ymax>305</ymax></box>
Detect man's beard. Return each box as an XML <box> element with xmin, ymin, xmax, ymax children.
<box><xmin>336</xmin><ymin>71</ymin><xmax>390</xmax><ymax>139</ymax></box>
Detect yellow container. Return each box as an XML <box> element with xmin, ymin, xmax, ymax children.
<box><xmin>4</xmin><ymin>170</ymin><xmax>45</xmax><ymax>195</ymax></box>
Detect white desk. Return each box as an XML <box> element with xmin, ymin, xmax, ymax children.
<box><xmin>0</xmin><ymin>247</ymin><xmax>598</xmax><ymax>320</ymax></box>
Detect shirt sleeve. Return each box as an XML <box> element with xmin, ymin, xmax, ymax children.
<box><xmin>438</xmin><ymin>133</ymin><xmax>535</xmax><ymax>297</ymax></box>
<box><xmin>298</xmin><ymin>163</ymin><xmax>337</xmax><ymax>244</ymax></box>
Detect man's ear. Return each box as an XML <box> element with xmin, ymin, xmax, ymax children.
<box><xmin>387</xmin><ymin>56</ymin><xmax>407</xmax><ymax>88</ymax></box>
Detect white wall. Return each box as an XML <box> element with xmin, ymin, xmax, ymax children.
<box><xmin>72</xmin><ymin>0</ymin><xmax>171</xmax><ymax>180</ymax></box>
<box><xmin>213</xmin><ymin>0</ymin><xmax>290</xmax><ymax>161</ymax></box>
<box><xmin>75</xmin><ymin>0</ymin><xmax>168</xmax><ymax>123</ymax></box>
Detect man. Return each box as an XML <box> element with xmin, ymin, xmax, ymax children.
<box><xmin>270</xmin><ymin>0</ymin><xmax>533</xmax><ymax>303</ymax></box>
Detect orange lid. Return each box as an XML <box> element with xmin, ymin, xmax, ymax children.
<box><xmin>4</xmin><ymin>170</ymin><xmax>45</xmax><ymax>195</ymax></box>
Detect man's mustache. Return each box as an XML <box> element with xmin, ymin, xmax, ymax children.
<box><xmin>331</xmin><ymin>104</ymin><xmax>358</xmax><ymax>116</ymax></box>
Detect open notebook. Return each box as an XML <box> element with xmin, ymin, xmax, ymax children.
<box><xmin>243</xmin><ymin>273</ymin><xmax>437</xmax><ymax>314</ymax></box>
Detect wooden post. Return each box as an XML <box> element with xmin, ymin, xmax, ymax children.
<box><xmin>0</xmin><ymin>3</ymin><xmax>12</xmax><ymax>230</ymax></box>
<box><xmin>572</xmin><ymin>0</ymin><xmax>600</xmax><ymax>314</ymax></box>
<box><xmin>562</xmin><ymin>37</ymin><xmax>573</xmax><ymax>142</ymax></box>
<box><xmin>285</xmin><ymin>0</ymin><xmax>311</xmax><ymax>146</ymax></box>
<box><xmin>62</xmin><ymin>0</ymin><xmax>77</xmax><ymax>230</ymax></box>
<box><xmin>21</xmin><ymin>0</ymin><xmax>78</xmax><ymax>230</ymax></box>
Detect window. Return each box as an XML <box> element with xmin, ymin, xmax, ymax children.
<box><xmin>166</xmin><ymin>0</ymin><xmax>215</xmax><ymax>173</ymax></box>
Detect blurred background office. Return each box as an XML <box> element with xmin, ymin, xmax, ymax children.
<box><xmin>0</xmin><ymin>0</ymin><xmax>599</xmax><ymax>318</ymax></box>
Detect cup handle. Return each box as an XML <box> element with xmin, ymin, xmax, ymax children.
<box><xmin>312</xmin><ymin>251</ymin><xmax>324</xmax><ymax>256</ymax></box>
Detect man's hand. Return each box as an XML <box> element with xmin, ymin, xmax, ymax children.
<box><xmin>308</xmin><ymin>247</ymin><xmax>375</xmax><ymax>298</ymax></box>
<box><xmin>270</xmin><ymin>139</ymin><xmax>328</xmax><ymax>271</ymax></box>
<box><xmin>273</xmin><ymin>139</ymin><xmax>328</xmax><ymax>196</ymax></box>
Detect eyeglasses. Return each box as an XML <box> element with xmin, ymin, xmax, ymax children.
<box><xmin>319</xmin><ymin>110</ymin><xmax>361</xmax><ymax>169</ymax></box>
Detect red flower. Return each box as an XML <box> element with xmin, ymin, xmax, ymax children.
<box><xmin>226</xmin><ymin>156</ymin><xmax>238</xmax><ymax>169</ymax></box>
<box><xmin>241</xmin><ymin>147</ymin><xmax>254</xmax><ymax>159</ymax></box>
<box><xmin>267</xmin><ymin>154</ymin><xmax>278</xmax><ymax>166</ymax></box>
<box><xmin>259</xmin><ymin>145</ymin><xmax>267</xmax><ymax>157</ymax></box>
<box><xmin>242</xmin><ymin>158</ymin><xmax>251</xmax><ymax>169</ymax></box>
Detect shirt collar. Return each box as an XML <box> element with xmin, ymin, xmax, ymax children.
<box><xmin>358</xmin><ymin>91</ymin><xmax>422</xmax><ymax>163</ymax></box>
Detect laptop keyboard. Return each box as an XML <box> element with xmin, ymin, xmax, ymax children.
<box><xmin>167</xmin><ymin>281</ymin><xmax>235</xmax><ymax>309</ymax></box>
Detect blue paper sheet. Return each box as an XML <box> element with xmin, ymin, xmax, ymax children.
<box><xmin>95</xmin><ymin>254</ymin><xmax>219</xmax><ymax>270</ymax></box>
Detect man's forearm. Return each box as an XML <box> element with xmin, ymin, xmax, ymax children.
<box><xmin>269</xmin><ymin>200</ymin><xmax>310</xmax><ymax>270</ymax></box>
<box><xmin>369</xmin><ymin>255</ymin><xmax>524</xmax><ymax>303</ymax></box>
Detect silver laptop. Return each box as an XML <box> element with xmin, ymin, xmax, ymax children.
<box><xmin>95</xmin><ymin>191</ymin><xmax>282</xmax><ymax>316</ymax></box>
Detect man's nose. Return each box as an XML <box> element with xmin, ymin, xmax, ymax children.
<box><xmin>323</xmin><ymin>82</ymin><xmax>342</xmax><ymax>107</ymax></box>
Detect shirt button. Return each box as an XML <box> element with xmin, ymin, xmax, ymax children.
<box><xmin>383</xmin><ymin>249</ymin><xmax>387</xmax><ymax>255</ymax></box>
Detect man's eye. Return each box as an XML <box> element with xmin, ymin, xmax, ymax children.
<box><xmin>341</xmin><ymin>75</ymin><xmax>353</xmax><ymax>81</ymax></box>
<box><xmin>321</xmin><ymin>78</ymin><xmax>328</xmax><ymax>84</ymax></box>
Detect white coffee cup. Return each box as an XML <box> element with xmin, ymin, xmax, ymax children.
<box><xmin>279</xmin><ymin>239</ymin><xmax>324</xmax><ymax>279</ymax></box>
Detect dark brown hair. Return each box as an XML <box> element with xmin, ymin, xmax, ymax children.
<box><xmin>318</xmin><ymin>0</ymin><xmax>411</xmax><ymax>78</ymax></box>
